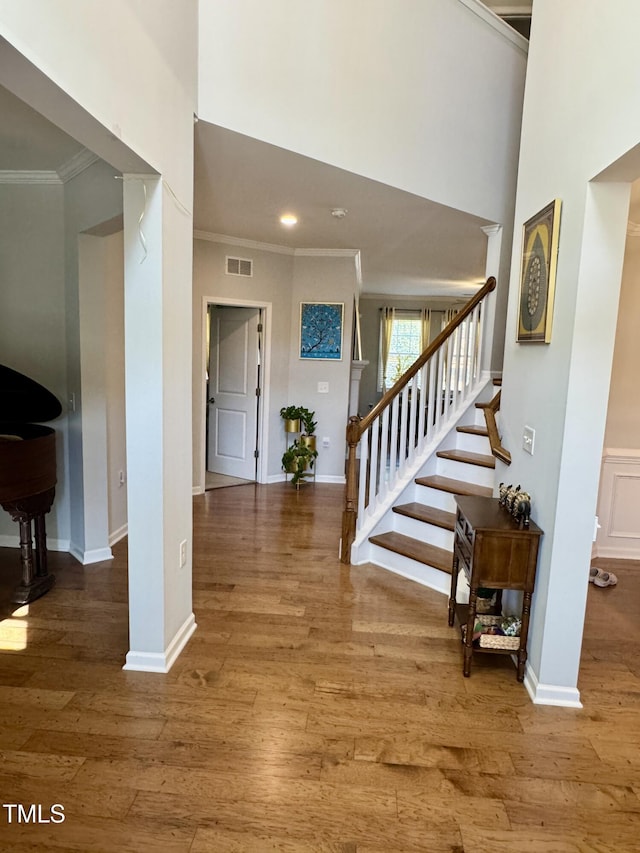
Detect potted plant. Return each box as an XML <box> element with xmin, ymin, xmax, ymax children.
<box><xmin>299</xmin><ymin>407</ymin><xmax>317</xmax><ymax>451</ymax></box>
<box><xmin>280</xmin><ymin>405</ymin><xmax>304</xmax><ymax>433</ymax></box>
<box><xmin>282</xmin><ymin>439</ymin><xmax>318</xmax><ymax>486</ymax></box>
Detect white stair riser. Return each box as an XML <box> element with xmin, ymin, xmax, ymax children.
<box><xmin>436</xmin><ymin>457</ymin><xmax>495</xmax><ymax>488</ymax></box>
<box><xmin>392</xmin><ymin>512</ymin><xmax>454</xmax><ymax>550</ymax></box>
<box><xmin>367</xmin><ymin>543</ymin><xmax>452</xmax><ymax>595</ymax></box>
<box><xmin>455</xmin><ymin>432</ymin><xmax>491</xmax><ymax>454</ymax></box>
<box><xmin>414</xmin><ymin>484</ymin><xmax>458</xmax><ymax>513</ymax></box>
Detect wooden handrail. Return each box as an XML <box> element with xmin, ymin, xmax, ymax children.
<box><xmin>476</xmin><ymin>389</ymin><xmax>511</xmax><ymax>465</ymax></box>
<box><xmin>340</xmin><ymin>276</ymin><xmax>497</xmax><ymax>564</ymax></box>
<box><xmin>355</xmin><ymin>277</ymin><xmax>496</xmax><ymax>439</ymax></box>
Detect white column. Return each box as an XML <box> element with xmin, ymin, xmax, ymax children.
<box><xmin>122</xmin><ymin>174</ymin><xmax>195</xmax><ymax>672</ymax></box>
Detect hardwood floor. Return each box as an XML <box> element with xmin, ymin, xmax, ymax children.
<box><xmin>0</xmin><ymin>484</ymin><xmax>639</xmax><ymax>851</ymax></box>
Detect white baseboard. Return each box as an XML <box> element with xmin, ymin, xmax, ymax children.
<box><xmin>523</xmin><ymin>662</ymin><xmax>582</xmax><ymax>708</ymax></box>
<box><xmin>109</xmin><ymin>523</ymin><xmax>128</xmax><ymax>547</ymax></box>
<box><xmin>316</xmin><ymin>475</ymin><xmax>346</xmax><ymax>484</ymax></box>
<box><xmin>69</xmin><ymin>542</ymin><xmax>113</xmax><ymax>565</ymax></box>
<box><xmin>0</xmin><ymin>534</ymin><xmax>70</xmax><ymax>552</ymax></box>
<box><xmin>123</xmin><ymin>612</ymin><xmax>197</xmax><ymax>673</ymax></box>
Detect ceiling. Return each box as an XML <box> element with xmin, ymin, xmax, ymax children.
<box><xmin>0</xmin><ymin>2</ymin><xmax>531</xmax><ymax>301</ymax></box>
<box><xmin>0</xmin><ymin>80</ymin><xmax>491</xmax><ymax>298</ymax></box>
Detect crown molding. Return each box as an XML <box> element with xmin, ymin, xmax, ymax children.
<box><xmin>194</xmin><ymin>231</ymin><xmax>361</xmax><ymax>260</ymax></box>
<box><xmin>293</xmin><ymin>248</ymin><xmax>359</xmax><ymax>258</ymax></box>
<box><xmin>57</xmin><ymin>148</ymin><xmax>100</xmax><ymax>183</ymax></box>
<box><xmin>194</xmin><ymin>230</ymin><xmax>294</xmax><ymax>255</ymax></box>
<box><xmin>0</xmin><ymin>170</ymin><xmax>62</xmax><ymax>185</ymax></box>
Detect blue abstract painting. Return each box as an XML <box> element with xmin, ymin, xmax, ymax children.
<box><xmin>299</xmin><ymin>302</ymin><xmax>344</xmax><ymax>360</ymax></box>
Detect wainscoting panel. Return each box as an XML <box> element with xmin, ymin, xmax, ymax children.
<box><xmin>595</xmin><ymin>448</ymin><xmax>640</xmax><ymax>558</ymax></box>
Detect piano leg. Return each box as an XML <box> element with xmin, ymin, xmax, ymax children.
<box><xmin>2</xmin><ymin>489</ymin><xmax>56</xmax><ymax>605</ymax></box>
<box><xmin>34</xmin><ymin>514</ymin><xmax>49</xmax><ymax>577</ymax></box>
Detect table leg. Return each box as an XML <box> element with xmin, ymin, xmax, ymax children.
<box><xmin>463</xmin><ymin>586</ymin><xmax>478</xmax><ymax>677</ymax></box>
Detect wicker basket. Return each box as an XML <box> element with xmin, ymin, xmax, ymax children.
<box><xmin>479</xmin><ymin>633</ymin><xmax>520</xmax><ymax>650</ymax></box>
<box><xmin>462</xmin><ymin>614</ymin><xmax>521</xmax><ymax>650</ymax></box>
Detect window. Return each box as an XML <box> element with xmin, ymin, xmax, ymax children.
<box><xmin>378</xmin><ymin>309</ymin><xmax>429</xmax><ymax>391</ymax></box>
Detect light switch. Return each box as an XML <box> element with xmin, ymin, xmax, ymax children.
<box><xmin>523</xmin><ymin>425</ymin><xmax>535</xmax><ymax>455</ymax></box>
<box><xmin>318</xmin><ymin>381</ymin><xmax>329</xmax><ymax>393</ymax></box>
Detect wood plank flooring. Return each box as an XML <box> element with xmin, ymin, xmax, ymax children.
<box><xmin>0</xmin><ymin>484</ymin><xmax>639</xmax><ymax>851</ymax></box>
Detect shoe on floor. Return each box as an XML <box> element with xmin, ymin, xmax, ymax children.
<box><xmin>591</xmin><ymin>567</ymin><xmax>618</xmax><ymax>588</ymax></box>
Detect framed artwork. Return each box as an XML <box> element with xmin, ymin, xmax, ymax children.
<box><xmin>299</xmin><ymin>302</ymin><xmax>344</xmax><ymax>360</ymax></box>
<box><xmin>517</xmin><ymin>199</ymin><xmax>562</xmax><ymax>343</ymax></box>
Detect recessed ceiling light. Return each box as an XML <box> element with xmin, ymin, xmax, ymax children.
<box><xmin>280</xmin><ymin>213</ymin><xmax>298</xmax><ymax>227</ymax></box>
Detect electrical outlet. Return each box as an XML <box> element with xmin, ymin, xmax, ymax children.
<box><xmin>317</xmin><ymin>381</ymin><xmax>329</xmax><ymax>393</ymax></box>
<box><xmin>179</xmin><ymin>539</ymin><xmax>188</xmax><ymax>569</ymax></box>
<box><xmin>322</xmin><ymin>436</ymin><xmax>330</xmax><ymax>448</ymax></box>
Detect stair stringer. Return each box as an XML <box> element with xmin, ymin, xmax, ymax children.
<box><xmin>350</xmin><ymin>375</ymin><xmax>495</xmax><ymax>569</ymax></box>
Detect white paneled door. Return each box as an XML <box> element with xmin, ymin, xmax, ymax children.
<box><xmin>207</xmin><ymin>306</ymin><xmax>260</xmax><ymax>479</ymax></box>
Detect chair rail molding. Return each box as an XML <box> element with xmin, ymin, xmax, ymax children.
<box><xmin>595</xmin><ymin>447</ymin><xmax>640</xmax><ymax>558</ymax></box>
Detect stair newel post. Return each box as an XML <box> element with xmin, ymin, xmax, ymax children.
<box><xmin>341</xmin><ymin>415</ymin><xmax>361</xmax><ymax>564</ymax></box>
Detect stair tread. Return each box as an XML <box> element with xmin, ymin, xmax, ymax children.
<box><xmin>369</xmin><ymin>532</ymin><xmax>453</xmax><ymax>573</ymax></box>
<box><xmin>436</xmin><ymin>449</ymin><xmax>495</xmax><ymax>469</ymax></box>
<box><xmin>415</xmin><ymin>475</ymin><xmax>493</xmax><ymax>497</ymax></box>
<box><xmin>393</xmin><ymin>503</ymin><xmax>456</xmax><ymax>531</ymax></box>
<box><xmin>456</xmin><ymin>425</ymin><xmax>489</xmax><ymax>437</ymax></box>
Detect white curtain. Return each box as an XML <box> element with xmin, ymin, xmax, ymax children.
<box><xmin>380</xmin><ymin>306</ymin><xmax>395</xmax><ymax>390</ymax></box>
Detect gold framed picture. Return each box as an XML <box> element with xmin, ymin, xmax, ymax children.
<box><xmin>517</xmin><ymin>199</ymin><xmax>562</xmax><ymax>343</ymax></box>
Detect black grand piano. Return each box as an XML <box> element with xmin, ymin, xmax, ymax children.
<box><xmin>0</xmin><ymin>364</ymin><xmax>61</xmax><ymax>604</ymax></box>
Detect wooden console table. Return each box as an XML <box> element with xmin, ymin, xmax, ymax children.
<box><xmin>448</xmin><ymin>495</ymin><xmax>543</xmax><ymax>681</ymax></box>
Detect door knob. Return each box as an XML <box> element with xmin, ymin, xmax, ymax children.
<box><xmin>208</xmin><ymin>397</ymin><xmax>215</xmax><ymax>404</ymax></box>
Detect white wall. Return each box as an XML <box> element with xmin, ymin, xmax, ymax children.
<box><xmin>192</xmin><ymin>237</ymin><xmax>295</xmax><ymax>487</ymax></box>
<box><xmin>595</xmin><ymin>226</ymin><xmax>640</xmax><ymax>559</ymax></box>
<box><xmin>66</xmin><ymin>160</ymin><xmax>124</xmax><ymax>562</ymax></box>
<box><xmin>604</xmin><ymin>234</ymin><xmax>640</xmax><ymax>450</ymax></box>
<box><xmin>192</xmin><ymin>238</ymin><xmax>359</xmax><ymax>486</ymax></box>
<box><xmin>287</xmin><ymin>254</ymin><xmax>358</xmax><ymax>482</ymax></box>
<box><xmin>198</xmin><ymin>0</ymin><xmax>525</xmax><ymax>376</ymax></box>
<box><xmin>0</xmin><ymin>0</ymin><xmax>197</xmax><ymax>671</ymax></box>
<box><xmin>104</xmin><ymin>231</ymin><xmax>127</xmax><ymax>543</ymax></box>
<box><xmin>0</xmin><ymin>182</ymin><xmax>69</xmax><ymax>546</ymax></box>
<box><xmin>198</xmin><ymin>0</ymin><xmax>525</xmax><ymax>224</ymax></box>
<box><xmin>499</xmin><ymin>0</ymin><xmax>640</xmax><ymax>705</ymax></box>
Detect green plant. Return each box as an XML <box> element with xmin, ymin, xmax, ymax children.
<box><xmin>280</xmin><ymin>405</ymin><xmax>304</xmax><ymax>421</ymax></box>
<box><xmin>299</xmin><ymin>407</ymin><xmax>317</xmax><ymax>436</ymax></box>
<box><xmin>282</xmin><ymin>440</ymin><xmax>318</xmax><ymax>486</ymax></box>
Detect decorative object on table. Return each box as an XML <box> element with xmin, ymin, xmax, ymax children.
<box><xmin>511</xmin><ymin>490</ymin><xmax>531</xmax><ymax>528</ymax></box>
<box><xmin>517</xmin><ymin>199</ymin><xmax>562</xmax><ymax>343</ymax></box>
<box><xmin>280</xmin><ymin>405</ymin><xmax>304</xmax><ymax>433</ymax></box>
<box><xmin>498</xmin><ymin>482</ymin><xmax>532</xmax><ymax>528</ymax></box>
<box><xmin>300</xmin><ymin>302</ymin><xmax>344</xmax><ymax>360</ymax></box>
<box><xmin>281</xmin><ymin>440</ymin><xmax>318</xmax><ymax>487</ymax></box>
<box><xmin>498</xmin><ymin>482</ymin><xmax>511</xmax><ymax>506</ymax></box>
<box><xmin>505</xmin><ymin>484</ymin><xmax>521</xmax><ymax>513</ymax></box>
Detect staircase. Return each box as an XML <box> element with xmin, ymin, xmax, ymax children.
<box><xmin>364</xmin><ymin>398</ymin><xmax>495</xmax><ymax>594</ymax></box>
<box><xmin>341</xmin><ymin>277</ymin><xmax>504</xmax><ymax>594</ymax></box>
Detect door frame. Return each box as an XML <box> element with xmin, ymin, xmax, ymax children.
<box><xmin>198</xmin><ymin>295</ymin><xmax>272</xmax><ymax>490</ymax></box>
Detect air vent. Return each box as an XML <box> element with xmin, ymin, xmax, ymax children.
<box><xmin>226</xmin><ymin>256</ymin><xmax>253</xmax><ymax>277</ymax></box>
